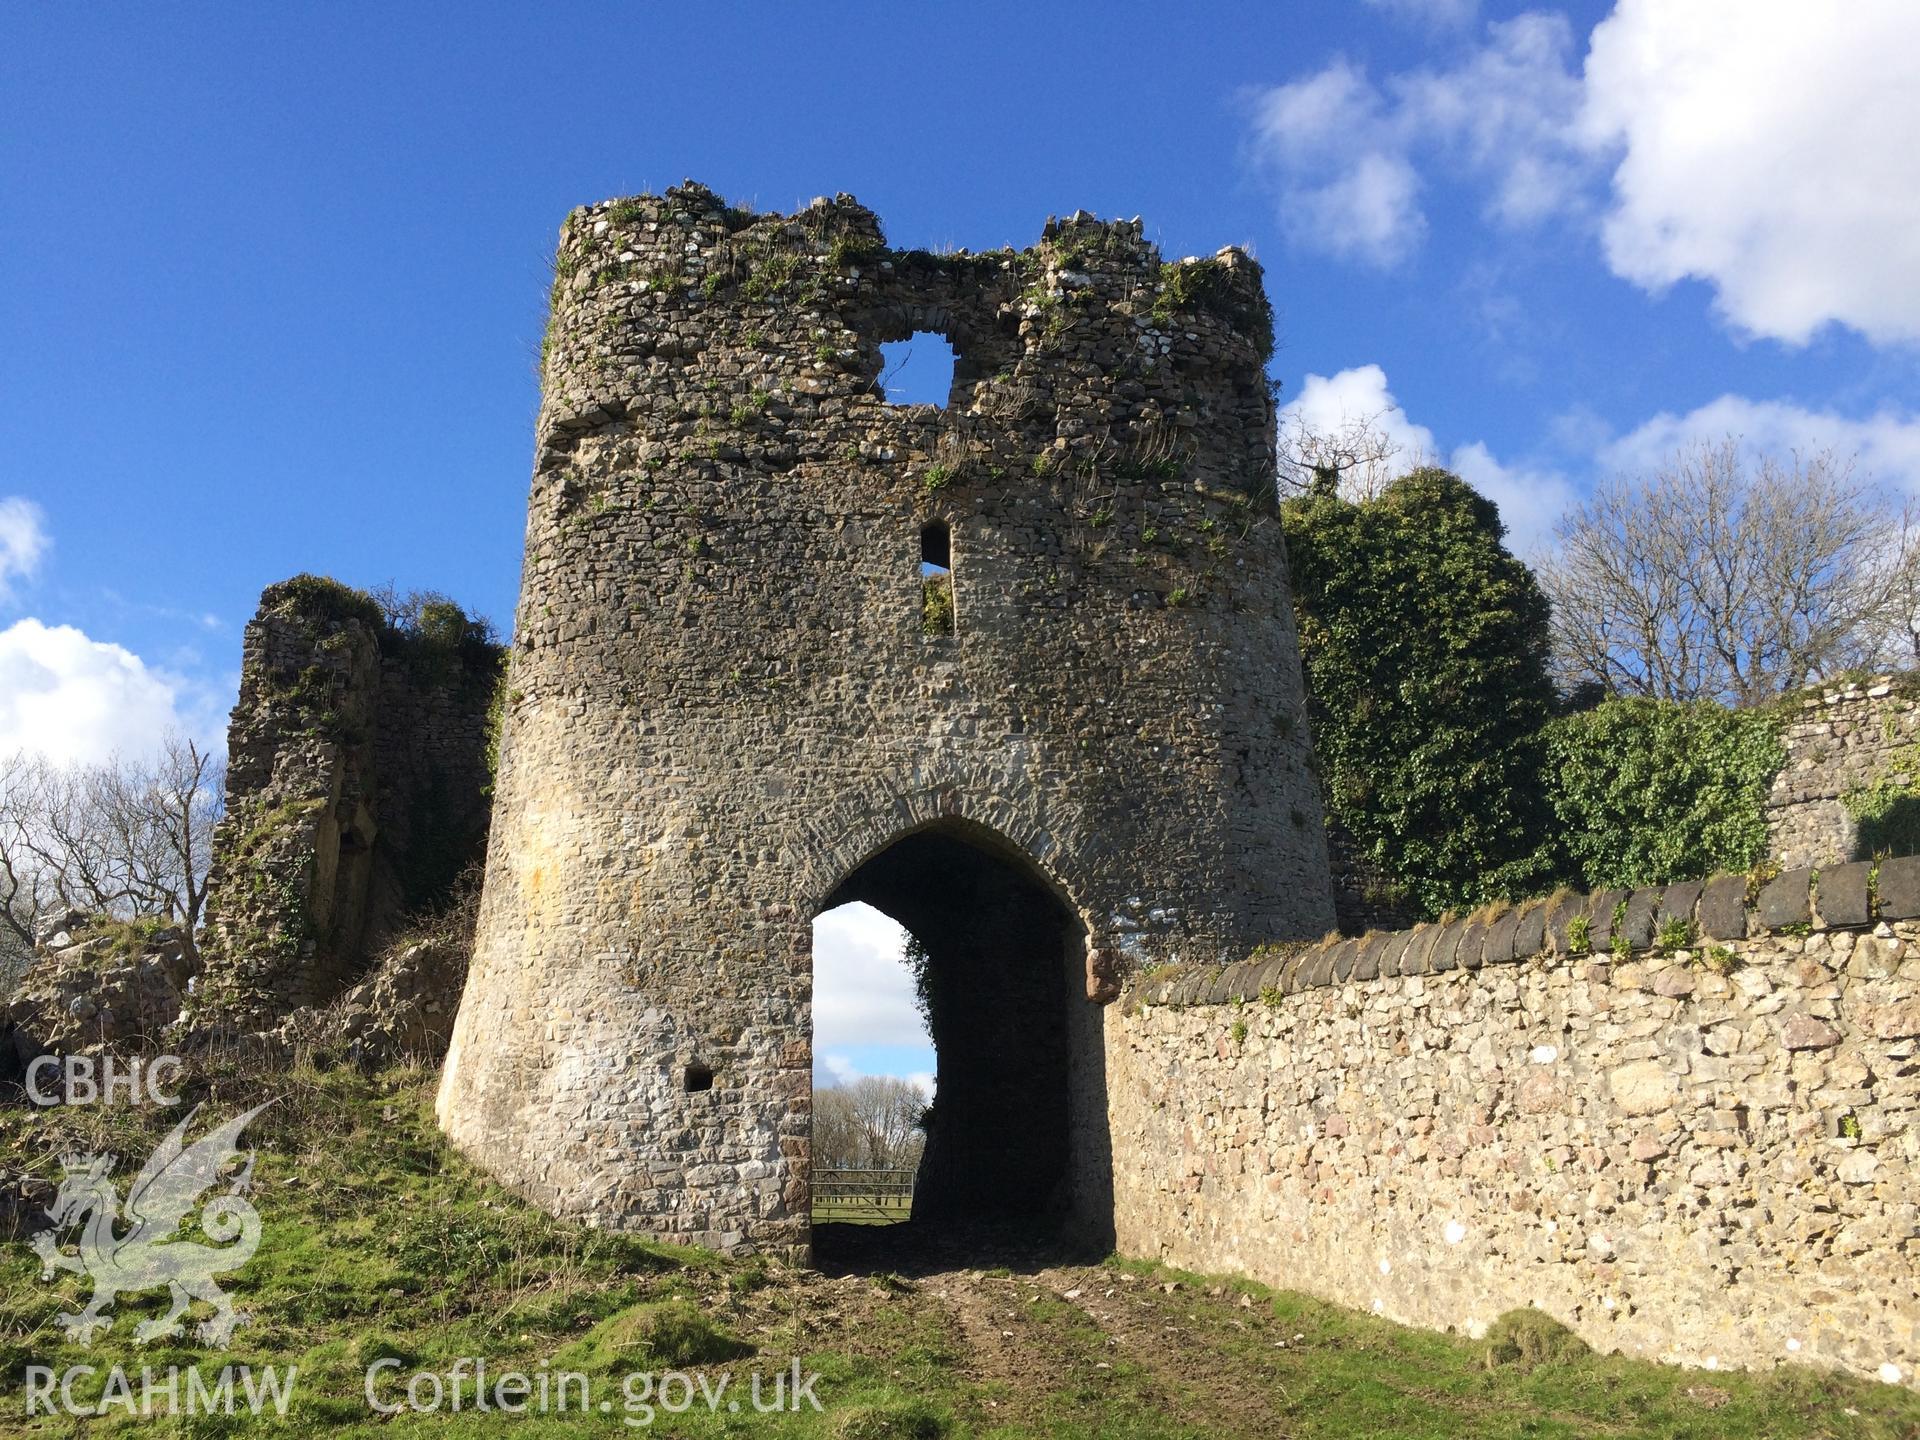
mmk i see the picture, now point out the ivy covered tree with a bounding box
[1283,467,1557,917]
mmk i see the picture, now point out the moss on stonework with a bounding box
[267,664,339,718]
[483,651,515,797]
[230,795,330,863]
[1149,258,1276,363]
[1843,739,1920,859]
[263,573,385,630]
[1047,224,1140,272]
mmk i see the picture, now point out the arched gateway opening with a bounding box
[811,818,1113,1262]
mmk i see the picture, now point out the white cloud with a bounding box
[1599,395,1920,492]
[818,1053,861,1087]
[0,498,49,606]
[811,902,928,1050]
[1297,154,1427,270]
[0,619,222,768]
[1280,363,1572,553]
[1282,363,1439,472]
[1447,441,1578,558]
[1396,14,1590,227]
[1249,61,1424,268]
[1246,18,1589,267]
[1581,1,1920,344]
[1284,369,1920,555]
[1249,2,1920,344]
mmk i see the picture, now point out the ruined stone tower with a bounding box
[435,183,1335,1259]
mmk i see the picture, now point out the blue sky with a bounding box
[4,1,1917,1082]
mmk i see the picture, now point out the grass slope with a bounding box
[0,1059,1914,1437]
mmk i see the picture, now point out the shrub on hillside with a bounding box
[1483,1307,1591,1370]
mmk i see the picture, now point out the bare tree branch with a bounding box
[1541,440,1891,704]
[0,732,224,957]
[1278,407,1428,501]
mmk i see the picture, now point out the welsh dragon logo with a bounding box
[29,1101,272,1347]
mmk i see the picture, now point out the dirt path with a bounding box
[794,1222,1299,1435]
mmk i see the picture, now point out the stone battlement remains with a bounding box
[196,578,498,1028]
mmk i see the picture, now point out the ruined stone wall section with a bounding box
[438,183,1335,1259]
[1768,674,1920,869]
[1324,813,1418,936]
[1109,859,1920,1386]
[198,580,497,1027]
[367,648,497,920]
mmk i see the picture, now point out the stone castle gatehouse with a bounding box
[431,184,1335,1259]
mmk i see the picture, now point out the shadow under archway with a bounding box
[812,819,1114,1272]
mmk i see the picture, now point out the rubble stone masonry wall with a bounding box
[1768,674,1920,869]
[197,580,498,1027]
[1109,858,1920,1385]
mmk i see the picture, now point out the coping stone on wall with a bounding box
[1331,938,1359,982]
[1279,952,1312,994]
[1124,855,1920,1008]
[1658,880,1703,929]
[1484,907,1523,966]
[1620,887,1661,950]
[1588,888,1630,953]
[1249,958,1281,1001]
[1511,900,1547,958]
[1878,855,1920,921]
[1349,934,1383,981]
[1698,874,1749,939]
[1818,861,1873,927]
[1545,890,1584,954]
[1395,924,1431,976]
[1756,868,1814,929]
[1375,928,1415,978]
[1457,917,1488,971]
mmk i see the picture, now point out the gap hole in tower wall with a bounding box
[684,1062,713,1093]
[880,333,958,408]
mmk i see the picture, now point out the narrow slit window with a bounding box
[920,520,951,575]
[880,333,958,407]
[920,521,954,637]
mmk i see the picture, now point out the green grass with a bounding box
[1103,1256,1919,1439]
[810,1201,911,1227]
[0,1061,946,1436]
[1,1064,1915,1437]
